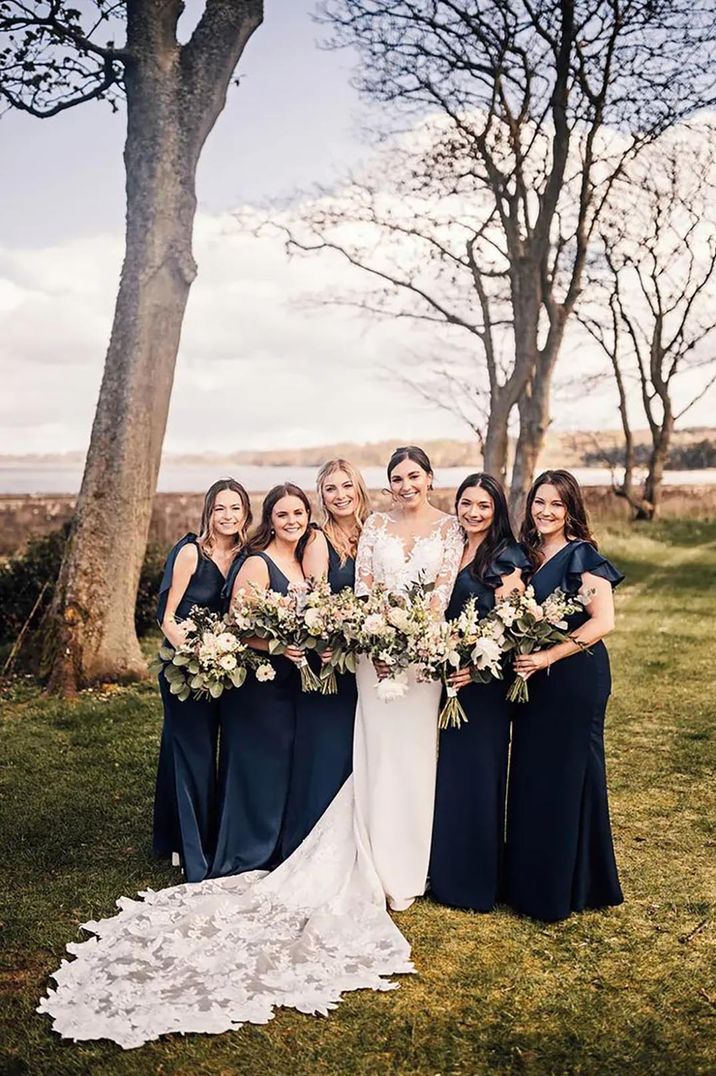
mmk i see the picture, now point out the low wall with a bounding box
[1,486,715,557]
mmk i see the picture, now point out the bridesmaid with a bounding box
[280,459,371,858]
[153,478,251,882]
[211,483,311,877]
[505,469,624,922]
[430,473,528,912]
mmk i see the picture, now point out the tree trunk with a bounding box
[482,393,514,484]
[45,52,202,693]
[509,367,553,523]
[636,413,674,522]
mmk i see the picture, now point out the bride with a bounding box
[38,446,463,1050]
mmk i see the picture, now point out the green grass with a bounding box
[1,520,715,1076]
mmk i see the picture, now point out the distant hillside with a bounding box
[2,428,715,470]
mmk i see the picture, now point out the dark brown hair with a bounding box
[386,445,434,485]
[197,478,251,559]
[520,469,597,570]
[455,473,516,583]
[247,483,312,561]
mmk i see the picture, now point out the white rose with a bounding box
[387,607,411,633]
[303,608,323,631]
[363,613,388,635]
[471,637,503,670]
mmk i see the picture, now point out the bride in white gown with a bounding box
[38,448,463,1049]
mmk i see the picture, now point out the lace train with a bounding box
[37,778,414,1050]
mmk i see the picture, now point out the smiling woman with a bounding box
[210,483,313,878]
[153,478,252,883]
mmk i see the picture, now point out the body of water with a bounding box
[1,463,716,495]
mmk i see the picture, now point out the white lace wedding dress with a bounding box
[38,512,463,1050]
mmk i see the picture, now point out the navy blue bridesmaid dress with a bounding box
[504,540,625,922]
[429,542,529,911]
[153,533,227,882]
[211,552,299,876]
[280,536,358,859]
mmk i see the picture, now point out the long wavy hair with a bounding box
[246,483,312,561]
[520,469,596,571]
[197,478,252,560]
[456,473,516,583]
[316,458,371,565]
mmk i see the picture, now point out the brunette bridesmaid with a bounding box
[280,459,371,858]
[505,469,624,922]
[211,484,311,876]
[429,473,528,911]
[153,479,251,882]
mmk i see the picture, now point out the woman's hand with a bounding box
[284,645,307,666]
[373,659,392,681]
[318,647,334,666]
[448,666,473,690]
[513,650,552,680]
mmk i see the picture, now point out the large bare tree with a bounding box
[279,0,714,511]
[0,1,263,693]
[582,126,716,519]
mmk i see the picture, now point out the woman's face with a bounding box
[321,470,356,520]
[457,484,495,538]
[271,495,308,544]
[211,489,246,538]
[388,457,431,509]
[530,483,567,540]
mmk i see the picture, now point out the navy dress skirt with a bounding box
[153,533,227,883]
[280,538,357,859]
[211,552,299,876]
[504,540,624,922]
[430,542,529,911]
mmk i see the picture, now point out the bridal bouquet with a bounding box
[233,583,323,692]
[412,596,508,729]
[356,582,434,702]
[495,585,592,703]
[301,580,363,694]
[155,607,274,701]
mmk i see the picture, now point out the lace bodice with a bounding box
[354,512,464,615]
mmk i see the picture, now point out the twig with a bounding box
[1,581,49,677]
[678,918,709,944]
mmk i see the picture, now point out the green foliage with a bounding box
[0,527,166,646]
[0,520,714,1074]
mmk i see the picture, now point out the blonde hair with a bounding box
[317,458,371,564]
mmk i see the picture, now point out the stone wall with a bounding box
[1,485,715,557]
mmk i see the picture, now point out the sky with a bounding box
[1,0,714,457]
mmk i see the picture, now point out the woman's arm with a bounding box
[161,544,199,649]
[495,568,525,602]
[302,529,330,582]
[514,572,616,679]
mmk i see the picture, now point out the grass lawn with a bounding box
[1,520,714,1075]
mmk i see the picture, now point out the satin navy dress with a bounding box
[153,533,227,883]
[505,540,624,922]
[280,537,357,859]
[211,552,299,876]
[430,542,529,911]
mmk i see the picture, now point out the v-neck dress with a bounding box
[211,552,299,877]
[153,533,228,883]
[430,541,529,911]
[280,535,358,859]
[504,540,625,922]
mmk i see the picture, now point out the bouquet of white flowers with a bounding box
[155,606,274,702]
[233,583,323,692]
[300,579,364,694]
[355,582,434,702]
[495,585,592,702]
[412,596,508,728]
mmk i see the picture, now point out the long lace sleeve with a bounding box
[430,517,464,617]
[354,513,380,597]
